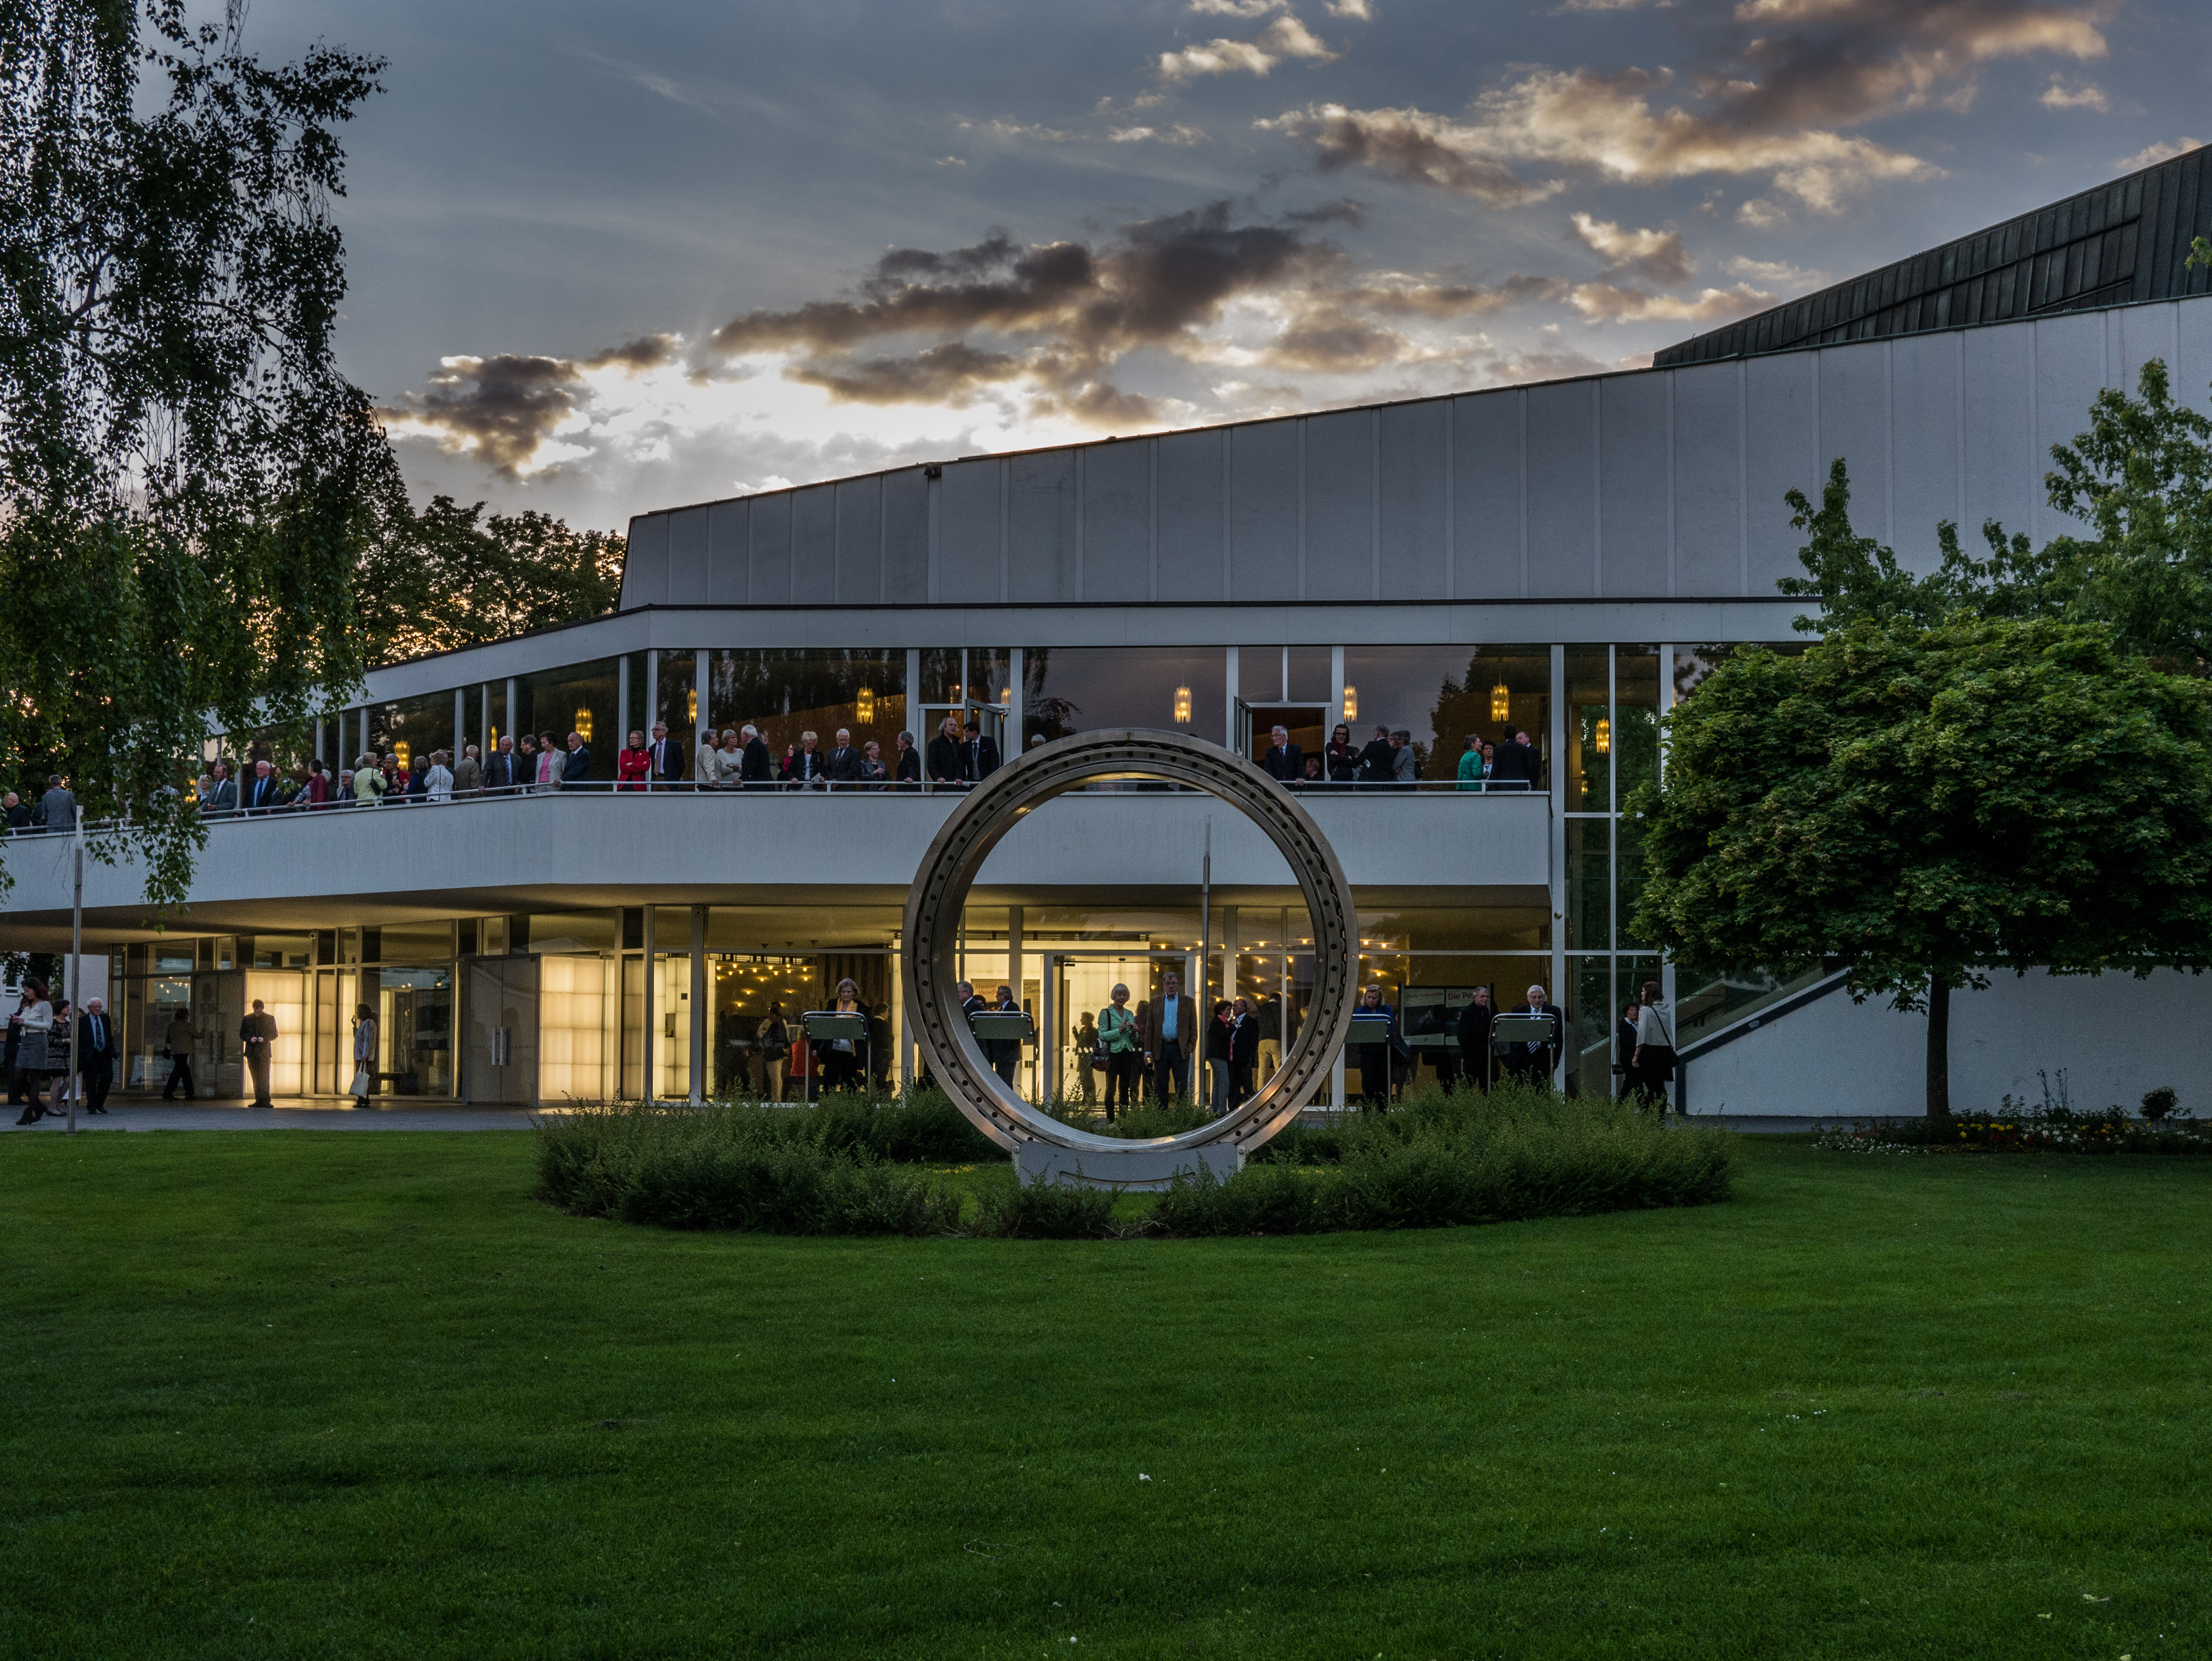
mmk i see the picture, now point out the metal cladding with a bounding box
[900,728,1358,1163]
[1658,143,2212,368]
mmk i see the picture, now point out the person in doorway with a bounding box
[1098,983,1139,1121]
[1503,983,1563,1086]
[350,1002,378,1102]
[617,730,652,791]
[78,996,118,1114]
[755,1002,791,1103]
[1352,983,1397,1109]
[1455,986,1495,1092]
[925,713,966,788]
[241,998,278,1107]
[964,718,1001,785]
[1137,970,1196,1107]
[162,1003,201,1101]
[1260,725,1304,784]
[1631,979,1676,1117]
[894,731,922,791]
[1072,1010,1099,1106]
[821,977,867,1094]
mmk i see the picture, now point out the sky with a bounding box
[233,0,2212,531]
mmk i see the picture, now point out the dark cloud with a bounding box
[1282,197,1367,226]
[787,341,1027,405]
[382,354,583,477]
[582,333,681,372]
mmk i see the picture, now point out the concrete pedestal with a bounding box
[1015,1139,1244,1191]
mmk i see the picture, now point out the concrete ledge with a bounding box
[1015,1139,1243,1191]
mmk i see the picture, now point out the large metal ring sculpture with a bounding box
[902,728,1358,1180]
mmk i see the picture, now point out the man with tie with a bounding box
[964,718,1001,785]
[240,998,279,1107]
[1260,725,1304,784]
[925,713,967,788]
[245,758,283,814]
[1503,983,1564,1086]
[482,734,518,793]
[739,723,774,790]
[647,721,685,790]
[824,727,865,787]
[560,730,592,787]
[77,997,118,1114]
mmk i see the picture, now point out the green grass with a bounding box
[2,1133,2207,1660]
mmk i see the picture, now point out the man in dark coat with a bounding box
[1490,732,1535,792]
[77,997,119,1114]
[740,725,774,789]
[1502,983,1563,1085]
[1455,986,1495,1091]
[1356,726,1395,788]
[824,728,866,785]
[964,719,1001,784]
[646,722,685,788]
[925,713,967,788]
[560,733,592,786]
[1260,726,1304,784]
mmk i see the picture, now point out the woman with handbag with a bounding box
[1097,983,1139,1122]
[11,977,53,1123]
[350,1002,378,1103]
[1630,980,1676,1118]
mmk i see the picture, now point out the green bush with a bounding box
[970,1180,1119,1239]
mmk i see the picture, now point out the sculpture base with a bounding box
[1015,1140,1244,1191]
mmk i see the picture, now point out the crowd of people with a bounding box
[156,703,1552,817]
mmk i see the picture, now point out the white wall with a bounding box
[1687,967,2212,1119]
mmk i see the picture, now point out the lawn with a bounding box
[1,1133,2205,1660]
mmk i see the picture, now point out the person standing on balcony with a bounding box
[645,721,684,790]
[738,724,772,791]
[1456,733,1488,791]
[825,728,863,788]
[716,728,744,786]
[482,735,518,794]
[860,740,887,784]
[926,713,965,788]
[200,760,238,817]
[894,731,922,791]
[453,744,482,797]
[695,725,723,790]
[534,732,560,791]
[350,754,383,805]
[423,751,455,803]
[1356,727,1394,790]
[1260,725,1303,784]
[784,732,827,791]
[964,718,1000,784]
[1138,970,1195,1106]
[241,759,279,814]
[37,774,78,833]
[1489,731,1533,793]
[617,731,651,791]
[241,998,277,1107]
[1324,725,1360,788]
[561,731,591,788]
[1390,730,1419,791]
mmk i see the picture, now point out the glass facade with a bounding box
[705,649,906,758]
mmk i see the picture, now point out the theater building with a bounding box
[9,148,2212,1117]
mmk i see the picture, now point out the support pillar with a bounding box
[1548,642,1568,1092]
[642,905,656,1103]
[689,906,707,1105]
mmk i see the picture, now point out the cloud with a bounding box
[1567,280,1775,323]
[1268,1,2107,211]
[1159,14,1337,79]
[699,203,1573,424]
[1325,0,1375,15]
[582,334,681,373]
[380,355,589,477]
[2116,136,2205,171]
[1724,254,1826,288]
[2038,77,2108,111]
[1108,123,1210,145]
[1569,212,1692,284]
[1189,0,1283,14]
[960,118,1077,143]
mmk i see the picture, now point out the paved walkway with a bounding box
[4,1099,538,1132]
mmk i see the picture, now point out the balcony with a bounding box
[0,783,1551,939]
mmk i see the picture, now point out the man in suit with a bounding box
[1503,983,1564,1086]
[1490,731,1533,792]
[198,761,237,817]
[561,731,592,787]
[1455,986,1495,1092]
[482,735,517,792]
[1229,996,1260,1105]
[77,997,119,1114]
[245,759,283,814]
[740,723,774,790]
[452,744,482,796]
[162,1008,200,1100]
[647,721,685,789]
[925,713,966,788]
[240,998,278,1107]
[1356,726,1395,788]
[1137,970,1196,1106]
[982,984,1022,1086]
[1260,725,1304,784]
[964,719,1000,785]
[824,727,865,787]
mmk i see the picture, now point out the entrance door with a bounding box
[463,955,540,1105]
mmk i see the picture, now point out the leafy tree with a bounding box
[1631,617,2212,1116]
[0,0,384,903]
[352,488,624,663]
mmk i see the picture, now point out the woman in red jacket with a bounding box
[616,729,652,792]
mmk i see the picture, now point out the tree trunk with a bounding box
[1925,979,1951,1119]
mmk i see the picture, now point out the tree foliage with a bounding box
[353,488,624,664]
[0,0,384,903]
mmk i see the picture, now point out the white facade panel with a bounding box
[834,476,882,604]
[2175,296,2212,413]
[1961,323,2038,563]
[1597,373,1669,596]
[2033,311,2113,548]
[1670,364,1740,598]
[1156,430,1222,602]
[1744,351,1818,598]
[706,500,749,605]
[937,459,1001,602]
[882,469,930,604]
[1526,381,1596,599]
[1083,440,1151,603]
[1231,421,1301,602]
[1815,339,1889,544]
[665,505,709,605]
[1451,390,1522,598]
[1008,451,1078,603]
[790,485,837,604]
[1889,333,1962,565]
[1377,401,1446,601]
[1304,409,1373,601]
[748,491,791,604]
[623,513,669,606]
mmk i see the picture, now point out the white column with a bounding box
[504,679,517,753]
[618,657,631,753]
[1329,645,1345,740]
[694,650,709,752]
[1549,641,1568,1091]
[1040,952,1057,1106]
[1224,645,1239,753]
[1007,647,1024,755]
[689,906,707,1105]
[1008,905,1024,1099]
[644,653,659,790]
[453,686,465,762]
[641,906,655,1102]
